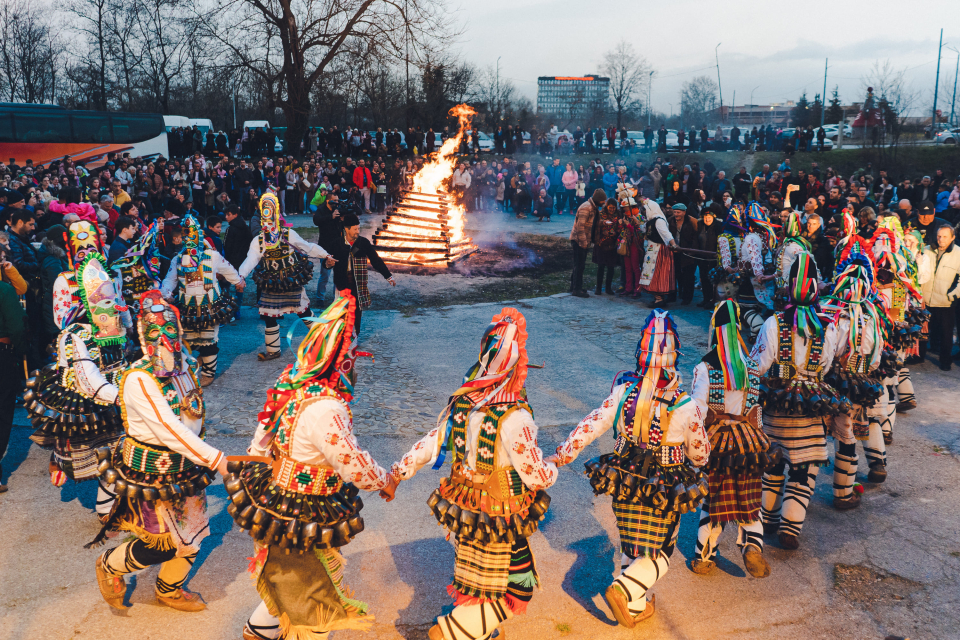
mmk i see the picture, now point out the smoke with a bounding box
[452,212,542,275]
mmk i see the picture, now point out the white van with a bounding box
[242,120,271,131]
[163,115,191,132]
[189,118,214,137]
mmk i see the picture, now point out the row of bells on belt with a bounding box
[877,349,904,379]
[222,470,364,554]
[584,457,708,514]
[890,322,922,350]
[758,381,850,417]
[705,443,783,476]
[827,373,884,407]
[23,368,122,432]
[183,304,235,330]
[95,446,213,502]
[905,307,931,326]
[254,271,310,292]
[426,489,551,544]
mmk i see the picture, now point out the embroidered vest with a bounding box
[704,363,760,414]
[115,261,156,311]
[260,228,300,270]
[176,252,220,310]
[718,234,740,267]
[616,382,688,467]
[769,313,825,381]
[269,383,348,496]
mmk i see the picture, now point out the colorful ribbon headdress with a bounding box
[785,252,824,339]
[432,308,529,469]
[746,201,778,250]
[721,203,747,237]
[625,309,683,441]
[826,264,884,364]
[256,294,359,447]
[708,300,753,391]
[110,219,163,279]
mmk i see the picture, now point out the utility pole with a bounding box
[731,90,736,124]
[647,71,653,127]
[715,43,724,124]
[232,81,238,130]
[404,0,410,129]
[821,58,828,127]
[932,28,943,142]
[496,56,501,123]
[948,47,959,127]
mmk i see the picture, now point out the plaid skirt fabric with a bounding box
[54,430,123,481]
[706,474,762,524]
[612,498,679,559]
[762,410,828,467]
[452,537,513,601]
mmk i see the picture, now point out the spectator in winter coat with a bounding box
[569,189,606,298]
[36,224,68,344]
[534,189,554,222]
[922,225,960,370]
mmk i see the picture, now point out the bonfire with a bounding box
[372,104,478,266]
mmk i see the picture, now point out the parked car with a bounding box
[821,124,853,141]
[934,127,960,144]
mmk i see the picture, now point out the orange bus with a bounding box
[0,103,168,167]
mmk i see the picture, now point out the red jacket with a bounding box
[352,167,373,188]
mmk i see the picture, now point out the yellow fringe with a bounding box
[278,607,374,640]
[117,522,176,552]
[255,572,282,619]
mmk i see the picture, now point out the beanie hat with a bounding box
[592,188,607,206]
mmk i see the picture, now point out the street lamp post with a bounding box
[947,46,959,128]
[715,43,724,123]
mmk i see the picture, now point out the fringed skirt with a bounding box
[705,417,769,524]
[451,536,538,614]
[258,288,310,318]
[762,411,828,467]
[250,543,372,637]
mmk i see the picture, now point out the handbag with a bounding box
[617,229,629,256]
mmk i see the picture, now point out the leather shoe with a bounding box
[742,547,771,578]
[867,464,887,483]
[833,493,861,510]
[157,589,206,612]
[778,532,799,550]
[96,555,126,609]
[690,558,716,575]
[883,432,893,445]
[572,291,589,298]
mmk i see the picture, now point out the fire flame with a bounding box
[372,103,478,266]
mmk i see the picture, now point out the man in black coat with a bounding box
[332,212,395,333]
[223,205,252,320]
[313,192,345,305]
[667,203,699,304]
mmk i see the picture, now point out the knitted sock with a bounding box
[102,539,176,577]
[244,601,281,639]
[833,442,858,498]
[614,553,670,614]
[780,465,818,537]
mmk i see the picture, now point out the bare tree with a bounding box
[860,59,919,162]
[134,0,194,113]
[0,0,63,103]
[601,40,653,129]
[195,0,455,153]
[681,75,718,127]
[66,0,111,109]
[104,0,142,108]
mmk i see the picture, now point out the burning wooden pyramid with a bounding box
[372,103,478,267]
[372,189,477,266]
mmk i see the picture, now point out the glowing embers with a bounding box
[373,190,478,266]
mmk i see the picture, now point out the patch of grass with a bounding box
[556,622,572,635]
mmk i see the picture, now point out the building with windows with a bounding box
[537,75,610,119]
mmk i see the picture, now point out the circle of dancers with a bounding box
[24,193,927,638]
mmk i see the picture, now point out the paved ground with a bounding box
[2,249,959,640]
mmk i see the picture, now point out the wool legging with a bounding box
[96,477,117,516]
[695,494,763,562]
[436,599,514,640]
[613,553,671,615]
[833,441,858,499]
[897,367,915,407]
[761,461,818,538]
[244,601,283,640]
[261,312,315,353]
[101,539,197,595]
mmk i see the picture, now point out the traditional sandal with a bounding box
[95,554,126,609]
[257,351,282,362]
